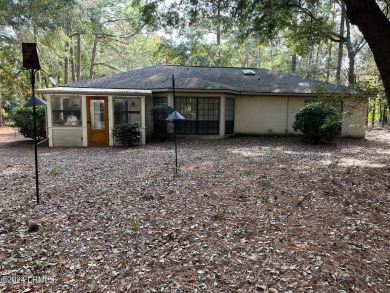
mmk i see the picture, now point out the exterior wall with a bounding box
[235,95,291,135]
[235,95,366,137]
[52,128,84,146]
[47,91,366,146]
[340,98,367,137]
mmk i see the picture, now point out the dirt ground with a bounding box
[0,126,389,292]
[0,126,28,143]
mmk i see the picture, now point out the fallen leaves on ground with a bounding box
[0,128,389,292]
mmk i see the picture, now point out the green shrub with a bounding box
[112,123,141,147]
[12,105,46,140]
[151,105,174,140]
[293,101,342,143]
[1,108,10,125]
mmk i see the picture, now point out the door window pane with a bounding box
[91,100,105,129]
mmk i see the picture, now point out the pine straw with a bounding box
[0,128,389,292]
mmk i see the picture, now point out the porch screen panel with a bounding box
[175,97,220,135]
[225,98,235,134]
[52,96,82,126]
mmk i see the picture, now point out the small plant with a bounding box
[293,101,342,144]
[212,206,229,220]
[130,215,138,232]
[35,259,43,266]
[261,178,271,187]
[233,226,244,236]
[111,123,141,147]
[48,163,60,175]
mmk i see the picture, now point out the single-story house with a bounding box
[37,65,367,147]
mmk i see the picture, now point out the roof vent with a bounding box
[242,69,256,76]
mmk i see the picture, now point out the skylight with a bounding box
[242,69,256,76]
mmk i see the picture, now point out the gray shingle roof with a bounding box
[62,65,348,95]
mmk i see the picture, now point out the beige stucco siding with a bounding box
[235,95,291,135]
[286,97,305,134]
[51,128,83,146]
[235,95,366,137]
[340,98,367,137]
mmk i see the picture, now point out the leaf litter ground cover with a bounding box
[0,127,389,292]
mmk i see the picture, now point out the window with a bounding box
[114,98,141,125]
[225,98,235,134]
[305,99,343,113]
[175,97,220,135]
[153,96,168,107]
[52,96,81,126]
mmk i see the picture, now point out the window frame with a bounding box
[175,96,220,135]
[225,98,235,134]
[113,97,141,126]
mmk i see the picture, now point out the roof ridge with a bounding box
[162,64,258,70]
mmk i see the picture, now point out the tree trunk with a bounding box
[89,34,99,79]
[0,92,3,127]
[314,45,320,78]
[306,45,313,78]
[345,17,356,85]
[70,43,76,83]
[291,53,297,74]
[343,0,390,105]
[216,0,221,46]
[336,3,345,84]
[64,40,70,84]
[77,33,81,81]
[326,42,332,82]
[385,104,389,127]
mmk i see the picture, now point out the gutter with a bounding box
[37,87,152,96]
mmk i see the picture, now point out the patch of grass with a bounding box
[131,215,138,232]
[212,207,229,220]
[35,259,43,266]
[48,162,60,175]
[261,179,271,187]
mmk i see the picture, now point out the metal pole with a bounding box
[172,75,178,173]
[31,69,40,204]
[175,122,178,173]
[33,105,39,204]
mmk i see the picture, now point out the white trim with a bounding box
[81,96,88,146]
[220,94,226,138]
[140,96,146,144]
[167,93,174,108]
[47,96,53,146]
[37,87,152,96]
[108,96,114,146]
